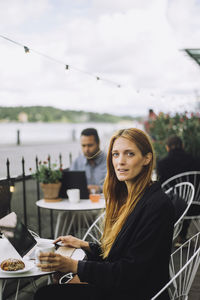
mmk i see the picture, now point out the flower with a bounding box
[33,161,62,184]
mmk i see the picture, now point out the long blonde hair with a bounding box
[101,128,155,258]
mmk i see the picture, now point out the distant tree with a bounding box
[0,106,135,124]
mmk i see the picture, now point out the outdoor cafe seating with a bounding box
[165,182,195,240]
[1,167,200,299]
[162,171,200,232]
[152,232,200,299]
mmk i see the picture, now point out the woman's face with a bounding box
[112,137,150,186]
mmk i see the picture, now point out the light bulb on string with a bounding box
[24,46,29,53]
[0,34,123,89]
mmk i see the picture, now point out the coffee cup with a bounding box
[67,188,80,203]
[35,242,55,264]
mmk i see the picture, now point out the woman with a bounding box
[35,128,175,300]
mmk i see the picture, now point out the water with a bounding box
[0,121,143,178]
[0,121,142,145]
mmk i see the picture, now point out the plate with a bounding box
[0,260,34,274]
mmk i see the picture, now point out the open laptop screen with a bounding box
[59,170,89,199]
[0,212,37,257]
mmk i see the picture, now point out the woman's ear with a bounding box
[143,152,152,166]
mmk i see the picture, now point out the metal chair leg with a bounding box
[15,280,20,300]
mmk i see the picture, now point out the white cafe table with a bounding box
[36,198,105,239]
[0,237,85,300]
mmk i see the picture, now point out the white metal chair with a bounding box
[162,171,200,232]
[165,182,195,240]
[151,231,200,299]
[82,211,105,243]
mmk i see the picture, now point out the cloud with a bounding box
[0,0,200,116]
[0,0,50,30]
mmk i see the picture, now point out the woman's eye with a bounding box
[127,152,134,156]
[112,153,118,157]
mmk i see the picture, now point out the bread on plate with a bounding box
[1,258,25,271]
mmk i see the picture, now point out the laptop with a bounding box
[59,170,89,199]
[0,212,77,259]
[0,212,37,258]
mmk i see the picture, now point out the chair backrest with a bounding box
[0,179,12,219]
[162,171,200,207]
[151,232,200,299]
[165,182,195,240]
[83,211,105,243]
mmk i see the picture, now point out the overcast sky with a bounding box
[0,0,200,116]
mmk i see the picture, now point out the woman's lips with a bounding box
[117,169,128,173]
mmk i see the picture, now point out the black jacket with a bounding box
[157,149,198,184]
[78,182,175,300]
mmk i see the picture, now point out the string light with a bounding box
[0,35,197,107]
[24,46,29,53]
[0,34,121,88]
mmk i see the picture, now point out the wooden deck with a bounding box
[190,265,200,300]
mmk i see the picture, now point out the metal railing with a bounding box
[0,152,72,237]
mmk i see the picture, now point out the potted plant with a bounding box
[32,160,62,202]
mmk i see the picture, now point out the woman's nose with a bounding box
[118,155,125,164]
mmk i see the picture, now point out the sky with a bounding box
[0,0,200,116]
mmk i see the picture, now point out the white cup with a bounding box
[67,188,80,203]
[35,242,55,264]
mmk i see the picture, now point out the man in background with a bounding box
[144,109,157,131]
[157,135,196,184]
[157,135,198,246]
[70,128,107,193]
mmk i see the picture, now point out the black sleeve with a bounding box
[77,198,174,289]
[84,242,103,261]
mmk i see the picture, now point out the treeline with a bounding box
[0,106,136,123]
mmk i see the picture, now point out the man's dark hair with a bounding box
[81,128,100,144]
[166,135,183,150]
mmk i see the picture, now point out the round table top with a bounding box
[36,198,105,211]
[0,238,85,279]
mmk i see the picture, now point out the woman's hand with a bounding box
[37,252,78,274]
[54,235,82,248]
[54,235,90,251]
